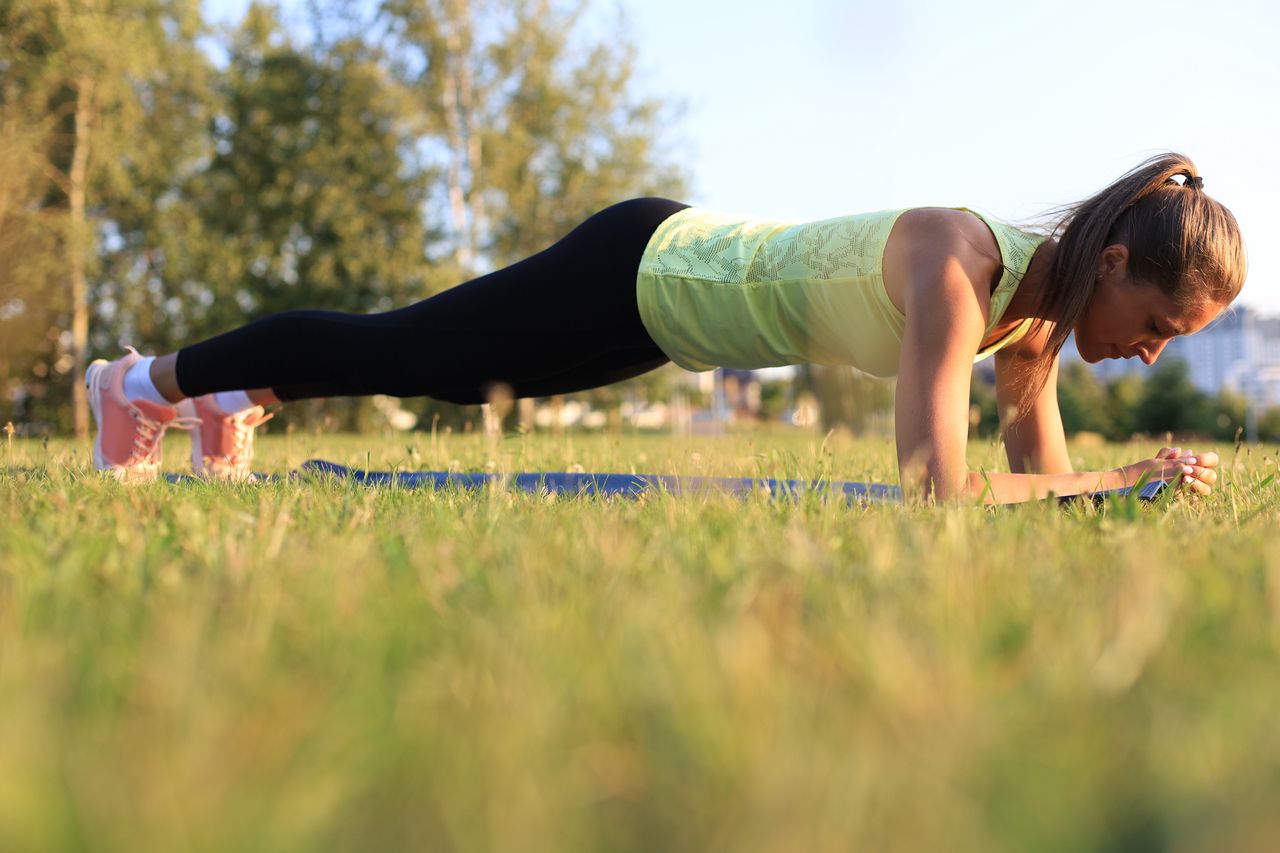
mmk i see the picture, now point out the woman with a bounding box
[86,152,1245,502]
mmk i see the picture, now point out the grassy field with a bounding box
[3,427,1280,852]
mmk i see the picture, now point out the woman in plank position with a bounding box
[86,152,1245,502]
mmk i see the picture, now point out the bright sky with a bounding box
[204,0,1280,311]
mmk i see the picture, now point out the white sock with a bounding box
[214,390,256,415]
[122,357,173,407]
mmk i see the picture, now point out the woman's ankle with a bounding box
[150,353,187,405]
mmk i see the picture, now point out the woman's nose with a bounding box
[1140,339,1169,365]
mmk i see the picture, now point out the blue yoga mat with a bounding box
[3,464,1172,503]
[276,460,1170,505]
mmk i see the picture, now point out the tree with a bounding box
[1134,360,1211,438]
[379,0,688,272]
[1105,373,1144,441]
[1257,406,1280,443]
[3,0,692,433]
[90,3,214,356]
[802,365,895,435]
[0,93,61,426]
[1208,388,1246,441]
[1057,361,1112,436]
[180,3,439,335]
[0,0,209,436]
[478,0,687,264]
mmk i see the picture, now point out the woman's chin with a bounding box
[1075,338,1103,364]
[1074,336,1120,364]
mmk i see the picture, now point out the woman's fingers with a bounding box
[1156,447,1181,460]
[1179,474,1213,497]
[1181,464,1217,485]
[1170,462,1217,497]
[1192,450,1220,469]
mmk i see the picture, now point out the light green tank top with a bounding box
[635,207,1047,378]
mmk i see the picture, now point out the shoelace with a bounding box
[206,409,274,475]
[129,407,201,465]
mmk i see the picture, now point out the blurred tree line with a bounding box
[0,0,686,435]
[970,359,1280,443]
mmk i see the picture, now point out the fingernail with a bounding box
[1183,465,1195,475]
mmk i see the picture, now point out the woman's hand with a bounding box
[1117,446,1220,497]
[1160,446,1219,497]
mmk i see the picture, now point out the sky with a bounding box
[203,0,1280,312]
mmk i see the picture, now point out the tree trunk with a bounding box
[442,55,471,270]
[68,76,94,439]
[455,0,484,256]
[441,2,473,270]
[441,0,485,270]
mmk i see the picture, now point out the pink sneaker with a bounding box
[85,347,199,482]
[177,394,273,480]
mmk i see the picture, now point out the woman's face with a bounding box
[1073,244,1223,365]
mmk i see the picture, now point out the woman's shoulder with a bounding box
[885,208,1005,290]
[894,207,1006,253]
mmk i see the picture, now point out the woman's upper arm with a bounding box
[886,210,1000,499]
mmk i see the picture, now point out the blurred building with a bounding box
[720,368,762,419]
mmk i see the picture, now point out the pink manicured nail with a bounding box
[1183,465,1195,475]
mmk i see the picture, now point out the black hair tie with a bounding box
[1186,175,1205,190]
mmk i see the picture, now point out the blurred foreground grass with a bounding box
[3,429,1280,852]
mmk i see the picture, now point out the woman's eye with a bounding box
[1149,322,1162,336]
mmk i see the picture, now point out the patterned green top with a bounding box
[635,207,1047,377]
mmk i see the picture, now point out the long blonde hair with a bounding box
[1019,152,1247,415]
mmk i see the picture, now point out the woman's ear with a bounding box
[1097,244,1130,281]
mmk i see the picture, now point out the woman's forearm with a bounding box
[964,468,1130,505]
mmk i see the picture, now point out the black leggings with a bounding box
[175,198,689,405]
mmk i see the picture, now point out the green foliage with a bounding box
[0,120,62,426]
[1103,373,1143,438]
[379,0,689,268]
[188,3,439,327]
[3,0,690,432]
[801,365,896,434]
[1133,360,1206,436]
[1,0,212,431]
[4,431,1280,850]
[966,359,1272,444]
[1056,362,1109,435]
[1258,407,1280,442]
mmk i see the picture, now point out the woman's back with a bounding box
[635,206,1046,376]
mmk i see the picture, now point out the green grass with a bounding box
[4,428,1280,852]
